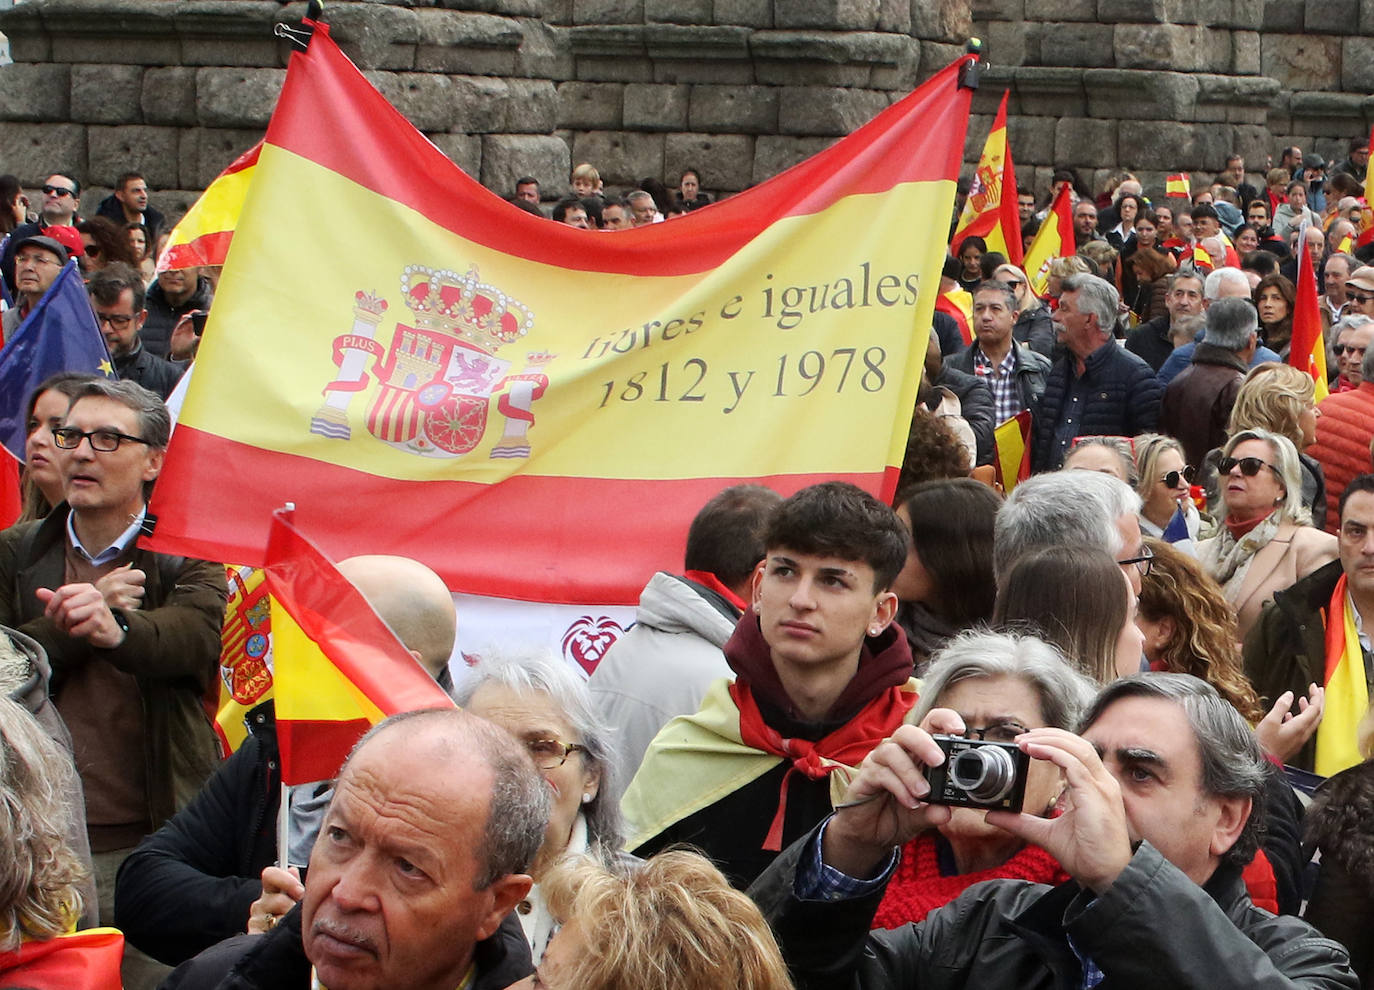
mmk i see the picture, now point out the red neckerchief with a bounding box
[729,679,916,850]
[681,569,747,612]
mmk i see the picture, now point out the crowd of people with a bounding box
[1,139,1373,990]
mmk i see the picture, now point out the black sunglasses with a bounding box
[1336,342,1369,354]
[41,184,75,197]
[1162,466,1196,488]
[1347,293,1374,306]
[1218,456,1277,478]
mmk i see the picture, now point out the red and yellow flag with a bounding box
[157,140,261,273]
[937,288,974,346]
[1317,575,1370,775]
[1023,184,1074,298]
[1290,239,1330,402]
[213,565,274,754]
[1166,172,1190,198]
[0,928,124,990]
[951,91,1022,266]
[993,411,1031,494]
[146,24,975,606]
[265,508,454,785]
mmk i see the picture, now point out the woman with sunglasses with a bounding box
[1199,363,1326,529]
[993,262,1055,358]
[75,217,137,276]
[1133,434,1200,547]
[1197,428,1337,642]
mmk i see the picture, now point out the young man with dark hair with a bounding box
[95,172,165,244]
[621,482,916,888]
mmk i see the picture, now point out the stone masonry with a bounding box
[0,0,1371,211]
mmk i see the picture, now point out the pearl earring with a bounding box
[582,793,593,804]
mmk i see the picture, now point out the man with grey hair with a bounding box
[1032,273,1161,471]
[1309,348,1374,531]
[1322,252,1357,332]
[1331,313,1374,390]
[993,469,1146,593]
[1127,270,1205,372]
[626,190,658,226]
[160,708,549,989]
[1160,296,1257,467]
[0,378,226,989]
[1157,267,1280,384]
[751,672,1357,988]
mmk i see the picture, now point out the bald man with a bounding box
[114,556,459,968]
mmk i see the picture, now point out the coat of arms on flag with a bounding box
[311,265,550,459]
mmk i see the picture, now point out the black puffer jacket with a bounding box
[1031,340,1163,471]
[752,829,1357,990]
[116,702,280,966]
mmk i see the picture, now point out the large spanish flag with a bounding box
[157,141,261,273]
[1023,184,1074,298]
[951,91,1022,266]
[1290,242,1330,402]
[146,23,975,606]
[265,508,454,785]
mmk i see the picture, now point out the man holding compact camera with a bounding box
[751,673,1356,989]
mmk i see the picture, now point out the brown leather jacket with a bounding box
[1160,343,1247,468]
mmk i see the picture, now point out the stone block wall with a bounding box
[971,0,1374,200]
[0,0,970,211]
[1,0,1372,211]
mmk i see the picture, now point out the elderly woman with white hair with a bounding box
[1197,428,1338,641]
[455,649,625,963]
[869,630,1096,929]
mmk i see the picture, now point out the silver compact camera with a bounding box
[925,735,1029,812]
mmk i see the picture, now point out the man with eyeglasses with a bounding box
[1245,474,1374,775]
[1160,297,1257,469]
[1309,339,1374,535]
[115,555,459,970]
[0,378,226,986]
[88,263,183,400]
[1,173,81,295]
[1,233,69,342]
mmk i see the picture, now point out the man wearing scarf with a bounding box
[621,482,916,889]
[1244,474,1374,775]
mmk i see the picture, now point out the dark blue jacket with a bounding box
[1031,340,1163,471]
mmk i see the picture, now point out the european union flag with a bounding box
[1161,504,1191,544]
[0,261,113,460]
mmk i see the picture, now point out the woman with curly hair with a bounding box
[75,216,138,275]
[0,695,119,988]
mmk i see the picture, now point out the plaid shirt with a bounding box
[972,345,1024,423]
[795,817,898,901]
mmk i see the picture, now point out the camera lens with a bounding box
[948,746,1015,803]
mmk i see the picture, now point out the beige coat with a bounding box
[1198,521,1339,642]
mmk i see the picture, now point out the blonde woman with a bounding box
[1199,362,1325,528]
[518,851,795,990]
[1133,433,1201,547]
[1197,429,1337,641]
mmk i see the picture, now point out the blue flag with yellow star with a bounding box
[0,260,114,460]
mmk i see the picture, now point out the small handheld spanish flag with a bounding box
[1166,173,1191,198]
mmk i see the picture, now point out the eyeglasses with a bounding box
[14,252,59,267]
[1218,455,1279,478]
[1118,543,1155,577]
[41,185,75,198]
[1347,293,1374,305]
[1335,343,1369,354]
[960,720,1030,744]
[1162,466,1195,488]
[52,427,152,452]
[524,738,587,771]
[95,312,134,328]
